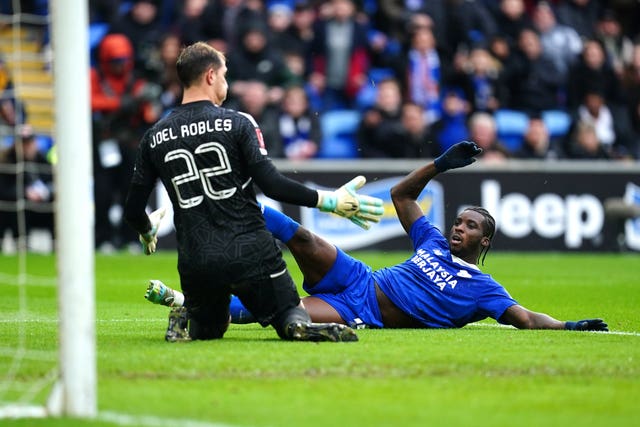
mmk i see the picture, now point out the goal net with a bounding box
[0,0,96,419]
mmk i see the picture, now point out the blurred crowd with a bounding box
[79,0,640,163]
[2,0,640,251]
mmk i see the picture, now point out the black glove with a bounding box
[565,318,608,332]
[434,141,483,172]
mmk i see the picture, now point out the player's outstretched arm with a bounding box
[391,141,483,233]
[499,305,609,331]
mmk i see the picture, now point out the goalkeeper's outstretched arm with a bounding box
[251,161,383,229]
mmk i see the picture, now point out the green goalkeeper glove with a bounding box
[316,176,384,229]
[139,207,166,255]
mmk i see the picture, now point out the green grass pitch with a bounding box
[1,251,639,427]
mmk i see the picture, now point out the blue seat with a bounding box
[89,22,109,51]
[494,109,529,152]
[318,110,361,159]
[542,110,571,138]
[1,134,54,154]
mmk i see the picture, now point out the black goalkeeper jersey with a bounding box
[130,100,312,282]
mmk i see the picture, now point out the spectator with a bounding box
[374,1,449,56]
[356,77,403,158]
[226,80,282,157]
[155,33,183,115]
[109,0,164,80]
[595,9,634,78]
[175,0,222,47]
[566,89,636,160]
[0,124,54,246]
[502,27,564,114]
[446,0,498,55]
[513,115,563,159]
[431,88,471,152]
[281,50,323,111]
[89,0,122,25]
[288,1,317,58]
[556,0,602,39]
[403,25,444,125]
[452,44,506,114]
[266,3,298,56]
[397,102,439,158]
[203,0,265,51]
[309,0,370,111]
[564,121,611,160]
[492,0,533,50]
[487,34,511,69]
[90,33,162,252]
[0,57,26,129]
[567,39,624,110]
[532,1,583,83]
[276,85,322,160]
[621,41,640,157]
[467,111,511,162]
[226,20,297,106]
[376,12,437,84]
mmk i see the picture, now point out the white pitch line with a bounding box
[98,411,246,427]
[471,322,640,336]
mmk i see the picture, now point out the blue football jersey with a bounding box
[374,216,517,328]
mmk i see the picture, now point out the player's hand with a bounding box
[316,176,384,229]
[139,207,166,255]
[565,318,609,332]
[434,141,483,172]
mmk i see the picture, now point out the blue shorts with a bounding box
[302,248,383,328]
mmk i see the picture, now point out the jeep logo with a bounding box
[481,180,604,248]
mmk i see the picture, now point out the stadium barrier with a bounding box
[151,160,640,253]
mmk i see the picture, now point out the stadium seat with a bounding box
[89,22,109,65]
[318,109,361,159]
[494,109,529,152]
[89,22,109,51]
[542,110,571,138]
[1,134,54,153]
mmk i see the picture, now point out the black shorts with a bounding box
[181,269,301,330]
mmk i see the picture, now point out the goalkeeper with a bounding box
[146,141,608,333]
[124,42,384,343]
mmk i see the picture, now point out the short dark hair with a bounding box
[464,206,495,265]
[176,42,225,88]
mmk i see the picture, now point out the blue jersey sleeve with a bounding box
[475,283,518,323]
[409,216,448,251]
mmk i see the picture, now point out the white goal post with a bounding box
[0,0,96,419]
[50,0,96,418]
[0,0,98,419]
